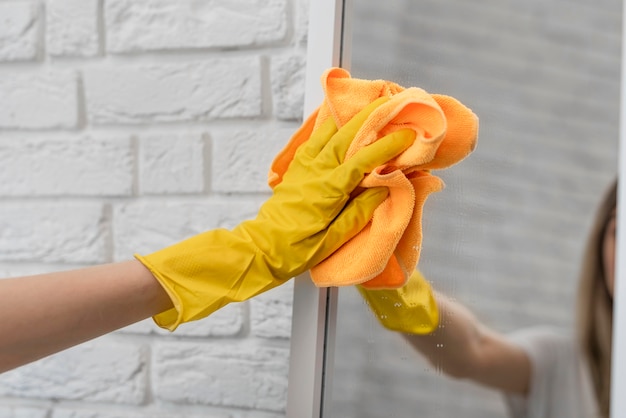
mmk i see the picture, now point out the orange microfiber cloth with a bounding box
[268,68,478,289]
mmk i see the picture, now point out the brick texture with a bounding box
[83,59,262,125]
[0,0,305,416]
[0,1,41,62]
[104,0,288,52]
[46,0,99,57]
[0,71,78,129]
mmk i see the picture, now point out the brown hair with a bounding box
[577,178,617,417]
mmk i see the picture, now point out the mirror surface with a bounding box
[328,0,621,416]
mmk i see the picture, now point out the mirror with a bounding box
[326,0,621,416]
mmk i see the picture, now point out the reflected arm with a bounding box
[0,260,173,373]
[403,291,531,395]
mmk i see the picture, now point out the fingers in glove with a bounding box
[297,117,338,159]
[309,187,389,267]
[333,128,416,191]
[319,96,390,165]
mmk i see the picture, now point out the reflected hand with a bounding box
[358,269,439,334]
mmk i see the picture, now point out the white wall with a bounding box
[0,0,309,417]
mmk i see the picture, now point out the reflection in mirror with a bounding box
[328,0,621,417]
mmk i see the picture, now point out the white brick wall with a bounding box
[104,0,288,52]
[83,59,263,124]
[0,0,308,416]
[0,71,78,129]
[0,2,41,61]
[47,0,99,57]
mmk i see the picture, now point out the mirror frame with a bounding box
[285,0,348,416]
[288,1,626,416]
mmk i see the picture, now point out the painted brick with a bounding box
[0,71,78,129]
[46,0,99,57]
[52,409,285,418]
[250,281,293,339]
[153,341,289,411]
[0,202,107,263]
[0,0,306,417]
[0,406,49,418]
[271,54,306,121]
[105,0,288,53]
[112,200,263,261]
[210,126,295,193]
[0,341,148,404]
[83,59,262,125]
[0,136,133,196]
[0,1,41,61]
[138,133,205,195]
[295,0,310,47]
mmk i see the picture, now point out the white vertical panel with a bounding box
[285,0,345,416]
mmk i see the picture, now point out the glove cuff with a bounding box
[134,253,184,330]
[135,228,275,331]
[358,270,439,335]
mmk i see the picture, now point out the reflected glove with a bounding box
[136,97,416,331]
[358,269,439,334]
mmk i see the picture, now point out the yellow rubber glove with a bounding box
[136,97,416,331]
[358,269,439,334]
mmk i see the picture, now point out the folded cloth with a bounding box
[268,68,478,289]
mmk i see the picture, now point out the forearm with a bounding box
[0,260,173,372]
[403,291,485,378]
[402,291,530,393]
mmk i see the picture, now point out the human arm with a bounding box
[403,290,531,394]
[359,270,532,395]
[0,260,172,373]
[0,98,414,371]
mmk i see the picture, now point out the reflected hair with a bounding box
[577,177,617,417]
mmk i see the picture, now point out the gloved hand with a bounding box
[358,269,439,334]
[136,97,416,330]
